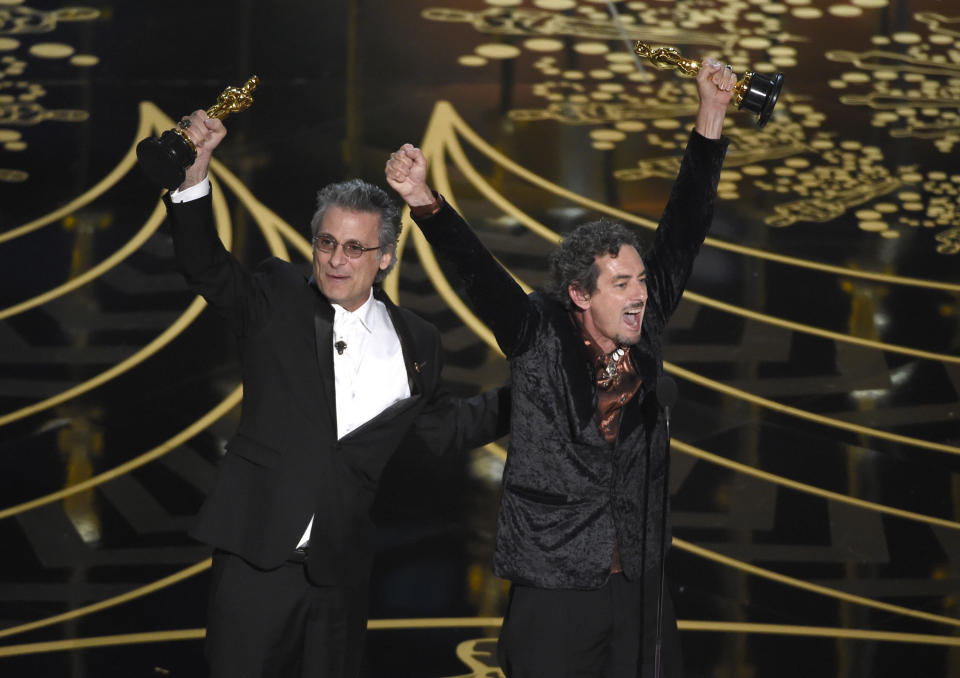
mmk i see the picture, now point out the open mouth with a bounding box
[623,308,643,331]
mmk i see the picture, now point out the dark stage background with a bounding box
[0,1,958,676]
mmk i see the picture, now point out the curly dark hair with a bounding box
[310,179,401,283]
[545,219,643,311]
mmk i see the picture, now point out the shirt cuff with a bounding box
[169,178,211,203]
[409,191,444,218]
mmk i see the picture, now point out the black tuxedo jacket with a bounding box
[164,194,507,585]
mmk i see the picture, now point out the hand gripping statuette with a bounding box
[136,76,260,189]
[634,42,783,128]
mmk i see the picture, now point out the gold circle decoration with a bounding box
[29,43,76,59]
[828,4,863,17]
[792,7,823,18]
[858,220,888,232]
[534,0,577,8]
[0,130,21,143]
[524,38,564,52]
[652,119,681,130]
[459,56,488,67]
[475,44,522,59]
[0,38,19,51]
[590,129,626,142]
[739,37,772,50]
[769,46,797,57]
[892,32,922,44]
[574,42,610,56]
[71,54,100,67]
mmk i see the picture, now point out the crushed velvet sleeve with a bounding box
[413,202,536,358]
[644,129,729,328]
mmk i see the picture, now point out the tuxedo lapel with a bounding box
[310,278,338,428]
[553,308,601,441]
[376,287,426,396]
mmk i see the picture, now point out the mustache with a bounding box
[623,302,646,313]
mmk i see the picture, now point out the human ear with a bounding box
[568,283,591,310]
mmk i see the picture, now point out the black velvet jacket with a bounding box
[414,130,728,589]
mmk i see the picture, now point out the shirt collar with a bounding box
[332,289,376,334]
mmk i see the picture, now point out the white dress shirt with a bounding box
[170,179,411,550]
[296,291,410,547]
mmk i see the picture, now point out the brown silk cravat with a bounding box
[573,315,642,573]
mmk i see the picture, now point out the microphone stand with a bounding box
[653,376,677,678]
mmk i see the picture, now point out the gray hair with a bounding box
[309,179,401,283]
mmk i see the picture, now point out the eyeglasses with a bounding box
[312,234,381,258]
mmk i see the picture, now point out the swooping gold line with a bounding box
[682,289,960,365]
[483,439,960,532]
[667,362,960,456]
[0,386,242,521]
[2,621,959,658]
[435,101,960,294]
[0,178,233,428]
[0,102,158,245]
[0,560,211,641]
[672,538,960,628]
[675,622,960,646]
[0,200,168,320]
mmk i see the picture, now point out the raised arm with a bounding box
[163,110,271,337]
[643,60,734,326]
[386,144,536,358]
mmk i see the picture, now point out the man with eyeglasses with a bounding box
[162,109,509,678]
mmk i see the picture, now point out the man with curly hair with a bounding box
[387,60,735,677]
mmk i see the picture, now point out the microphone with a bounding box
[656,376,678,420]
[653,374,678,678]
[335,341,347,355]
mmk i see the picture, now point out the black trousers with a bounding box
[496,573,683,678]
[204,550,369,678]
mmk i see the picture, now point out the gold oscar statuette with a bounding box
[136,75,260,189]
[634,42,783,127]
